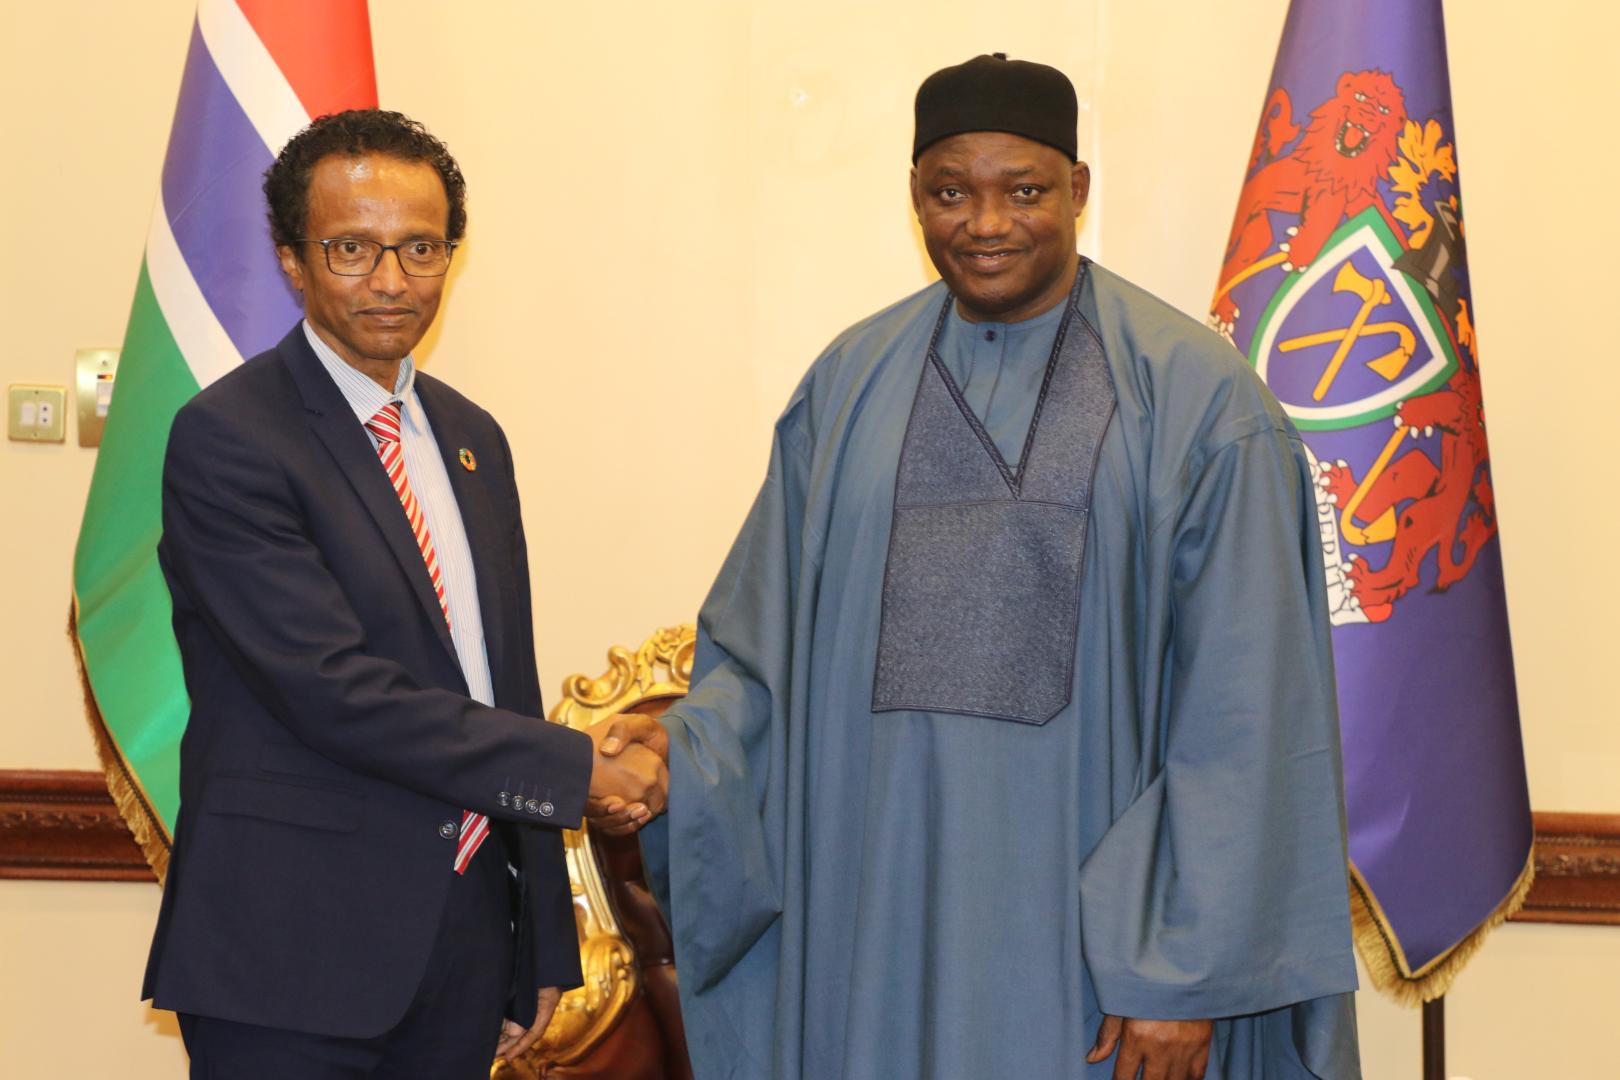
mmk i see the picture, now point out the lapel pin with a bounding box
[458,448,477,472]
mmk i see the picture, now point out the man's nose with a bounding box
[367,247,409,293]
[964,196,1009,238]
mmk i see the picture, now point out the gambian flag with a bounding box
[71,0,376,880]
[1210,0,1532,1003]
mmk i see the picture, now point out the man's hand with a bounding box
[1087,1014,1213,1080]
[593,711,670,761]
[586,715,667,835]
[496,985,560,1063]
[584,712,670,836]
[588,741,666,813]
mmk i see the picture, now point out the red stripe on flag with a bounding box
[234,0,378,120]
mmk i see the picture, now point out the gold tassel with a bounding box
[1349,849,1535,1006]
[68,601,170,884]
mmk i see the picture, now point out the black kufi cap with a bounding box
[913,53,1078,163]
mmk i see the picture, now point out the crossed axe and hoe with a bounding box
[1216,254,1422,546]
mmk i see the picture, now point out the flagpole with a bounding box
[1422,997,1444,1080]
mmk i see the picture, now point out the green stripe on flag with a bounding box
[73,258,203,837]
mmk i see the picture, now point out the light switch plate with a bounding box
[8,384,68,442]
[75,348,119,447]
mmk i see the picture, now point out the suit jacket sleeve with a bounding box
[159,398,593,830]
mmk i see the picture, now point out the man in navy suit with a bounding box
[142,110,665,1079]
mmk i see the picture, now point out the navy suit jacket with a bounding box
[142,325,593,1038]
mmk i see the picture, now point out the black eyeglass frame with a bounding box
[294,237,460,278]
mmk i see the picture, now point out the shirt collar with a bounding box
[946,289,1069,339]
[302,320,420,428]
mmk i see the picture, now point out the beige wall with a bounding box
[2,0,1615,1075]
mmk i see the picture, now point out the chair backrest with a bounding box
[497,625,694,1079]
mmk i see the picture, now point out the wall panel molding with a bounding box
[1512,811,1620,926]
[0,769,155,881]
[3,770,1617,925]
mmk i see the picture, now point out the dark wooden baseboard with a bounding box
[3,770,1617,924]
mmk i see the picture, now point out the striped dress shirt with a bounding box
[302,322,495,709]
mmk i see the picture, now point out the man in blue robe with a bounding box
[593,54,1362,1079]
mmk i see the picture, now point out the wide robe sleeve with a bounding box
[639,392,813,995]
[1076,416,1360,1024]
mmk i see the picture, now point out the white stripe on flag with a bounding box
[146,191,243,389]
[197,0,311,154]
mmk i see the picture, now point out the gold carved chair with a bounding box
[494,625,696,1080]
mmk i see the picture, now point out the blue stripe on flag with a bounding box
[161,19,302,360]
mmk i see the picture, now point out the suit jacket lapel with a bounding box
[276,328,460,666]
[415,376,511,696]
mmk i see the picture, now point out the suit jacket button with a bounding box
[525,798,540,814]
[498,791,511,807]
[438,820,459,839]
[539,801,555,818]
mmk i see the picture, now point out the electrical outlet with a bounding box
[8,384,68,442]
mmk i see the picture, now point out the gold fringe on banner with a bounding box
[67,602,171,884]
[1349,850,1535,1006]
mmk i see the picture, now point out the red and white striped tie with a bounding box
[366,402,490,874]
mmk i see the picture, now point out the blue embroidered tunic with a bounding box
[642,263,1361,1080]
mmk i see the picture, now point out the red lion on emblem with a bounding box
[1318,369,1497,623]
[1213,71,1409,330]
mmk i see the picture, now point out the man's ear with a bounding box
[1071,162,1091,217]
[909,166,923,220]
[276,244,306,293]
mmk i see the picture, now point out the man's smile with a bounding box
[959,248,1022,270]
[358,306,416,324]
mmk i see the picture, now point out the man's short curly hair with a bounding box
[264,109,467,250]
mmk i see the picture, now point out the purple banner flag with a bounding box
[1210,0,1532,1002]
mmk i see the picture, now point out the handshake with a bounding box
[584,711,670,837]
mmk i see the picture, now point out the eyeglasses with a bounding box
[296,237,459,277]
